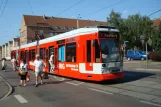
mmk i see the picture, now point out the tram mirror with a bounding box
[92,40,95,46]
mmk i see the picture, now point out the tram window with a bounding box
[20,51,24,60]
[49,46,54,56]
[29,50,31,60]
[58,45,65,62]
[95,39,100,62]
[40,48,44,59]
[45,49,48,61]
[87,40,91,62]
[66,43,76,62]
[31,50,35,60]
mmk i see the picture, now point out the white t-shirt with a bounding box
[49,54,54,62]
[20,63,28,72]
[34,59,44,72]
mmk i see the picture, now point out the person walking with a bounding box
[34,54,45,87]
[1,58,7,72]
[49,52,54,73]
[19,60,28,87]
[11,56,17,72]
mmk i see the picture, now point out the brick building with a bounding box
[1,15,106,60]
[20,15,106,45]
[152,17,161,29]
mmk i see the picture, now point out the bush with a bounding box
[148,51,161,61]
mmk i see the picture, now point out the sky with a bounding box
[0,0,161,45]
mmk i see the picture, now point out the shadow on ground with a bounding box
[99,70,155,85]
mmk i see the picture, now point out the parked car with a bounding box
[126,50,147,61]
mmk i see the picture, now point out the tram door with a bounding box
[25,50,29,63]
[49,46,54,73]
[54,47,58,73]
[86,40,94,71]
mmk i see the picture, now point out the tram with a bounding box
[11,26,124,81]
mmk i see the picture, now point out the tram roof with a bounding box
[12,26,119,50]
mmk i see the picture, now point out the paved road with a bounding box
[0,62,159,107]
[0,74,10,99]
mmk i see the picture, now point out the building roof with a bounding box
[23,15,107,28]
[152,17,161,29]
[12,26,118,50]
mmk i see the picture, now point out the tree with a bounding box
[107,10,154,50]
[152,22,161,53]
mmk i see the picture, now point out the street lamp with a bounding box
[77,14,81,28]
[140,35,148,68]
[123,41,129,57]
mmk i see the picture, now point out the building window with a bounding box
[58,45,65,62]
[49,33,53,37]
[66,43,76,62]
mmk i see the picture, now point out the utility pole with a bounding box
[146,42,148,68]
[123,41,129,57]
[77,14,81,28]
[35,30,39,55]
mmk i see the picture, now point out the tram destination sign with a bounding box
[99,32,119,39]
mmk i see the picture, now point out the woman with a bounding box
[1,58,7,72]
[19,60,28,86]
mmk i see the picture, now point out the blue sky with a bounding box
[0,0,161,45]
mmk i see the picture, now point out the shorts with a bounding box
[35,71,43,77]
[20,72,28,80]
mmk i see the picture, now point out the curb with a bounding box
[0,75,13,100]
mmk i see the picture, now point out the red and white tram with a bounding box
[11,26,124,81]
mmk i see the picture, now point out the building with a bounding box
[20,15,106,45]
[0,15,106,60]
[152,17,161,29]
[0,46,1,59]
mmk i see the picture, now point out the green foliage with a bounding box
[152,23,161,53]
[107,10,154,50]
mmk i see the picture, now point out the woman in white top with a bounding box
[19,60,28,87]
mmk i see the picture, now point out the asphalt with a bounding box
[0,68,12,100]
[1,61,161,107]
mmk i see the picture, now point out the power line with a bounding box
[27,0,34,15]
[0,0,8,17]
[83,0,126,18]
[0,0,3,12]
[148,8,161,17]
[55,0,85,17]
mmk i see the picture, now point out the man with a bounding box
[11,56,17,72]
[49,52,54,73]
[34,54,45,87]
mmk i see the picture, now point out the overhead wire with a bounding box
[148,8,161,17]
[0,0,8,17]
[27,0,34,15]
[83,0,127,18]
[0,0,3,12]
[55,0,85,17]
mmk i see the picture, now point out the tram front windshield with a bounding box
[99,32,121,63]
